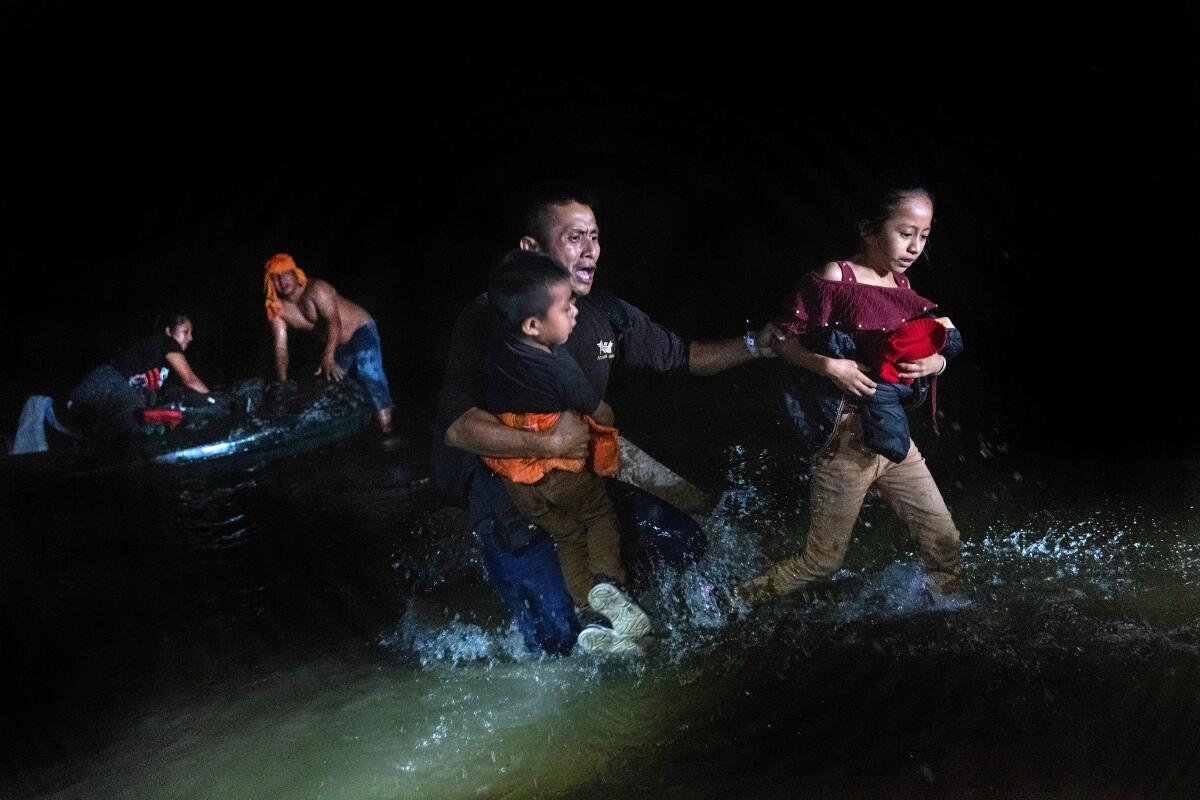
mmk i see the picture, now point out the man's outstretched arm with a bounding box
[687,321,788,376]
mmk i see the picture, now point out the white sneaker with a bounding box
[587,582,652,641]
[577,624,642,655]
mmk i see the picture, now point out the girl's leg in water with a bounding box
[738,412,878,602]
[874,439,962,591]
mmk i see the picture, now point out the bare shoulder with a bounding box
[819,261,844,281]
[307,278,338,297]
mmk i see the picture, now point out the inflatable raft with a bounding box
[3,379,374,481]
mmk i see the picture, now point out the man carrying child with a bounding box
[436,187,785,657]
[483,250,651,654]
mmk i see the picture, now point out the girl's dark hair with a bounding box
[857,185,936,240]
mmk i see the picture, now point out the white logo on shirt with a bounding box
[596,339,615,360]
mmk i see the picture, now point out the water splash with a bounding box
[378,598,528,668]
[376,439,1200,687]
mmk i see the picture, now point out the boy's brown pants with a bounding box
[503,469,625,611]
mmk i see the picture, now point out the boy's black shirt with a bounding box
[484,335,601,417]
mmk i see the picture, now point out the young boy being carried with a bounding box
[482,249,652,655]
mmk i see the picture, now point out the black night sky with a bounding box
[2,9,1198,476]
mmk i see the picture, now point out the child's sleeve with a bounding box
[557,357,604,417]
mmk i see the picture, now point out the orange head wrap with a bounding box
[263,253,308,321]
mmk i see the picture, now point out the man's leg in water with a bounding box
[469,469,707,653]
[605,479,706,570]
[875,438,961,591]
[473,519,580,655]
[738,411,877,602]
[334,322,395,433]
[469,469,578,656]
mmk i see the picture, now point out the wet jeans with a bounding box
[741,409,960,600]
[474,512,580,657]
[334,322,394,412]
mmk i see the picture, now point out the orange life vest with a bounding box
[483,412,619,484]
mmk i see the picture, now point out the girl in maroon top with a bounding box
[784,261,953,463]
[738,187,963,601]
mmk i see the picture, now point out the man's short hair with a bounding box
[519,184,597,244]
[488,249,571,334]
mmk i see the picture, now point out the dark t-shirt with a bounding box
[484,336,601,417]
[110,333,181,379]
[437,290,690,431]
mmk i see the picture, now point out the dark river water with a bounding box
[3,400,1198,799]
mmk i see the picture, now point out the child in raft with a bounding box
[483,249,652,655]
[739,185,964,602]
